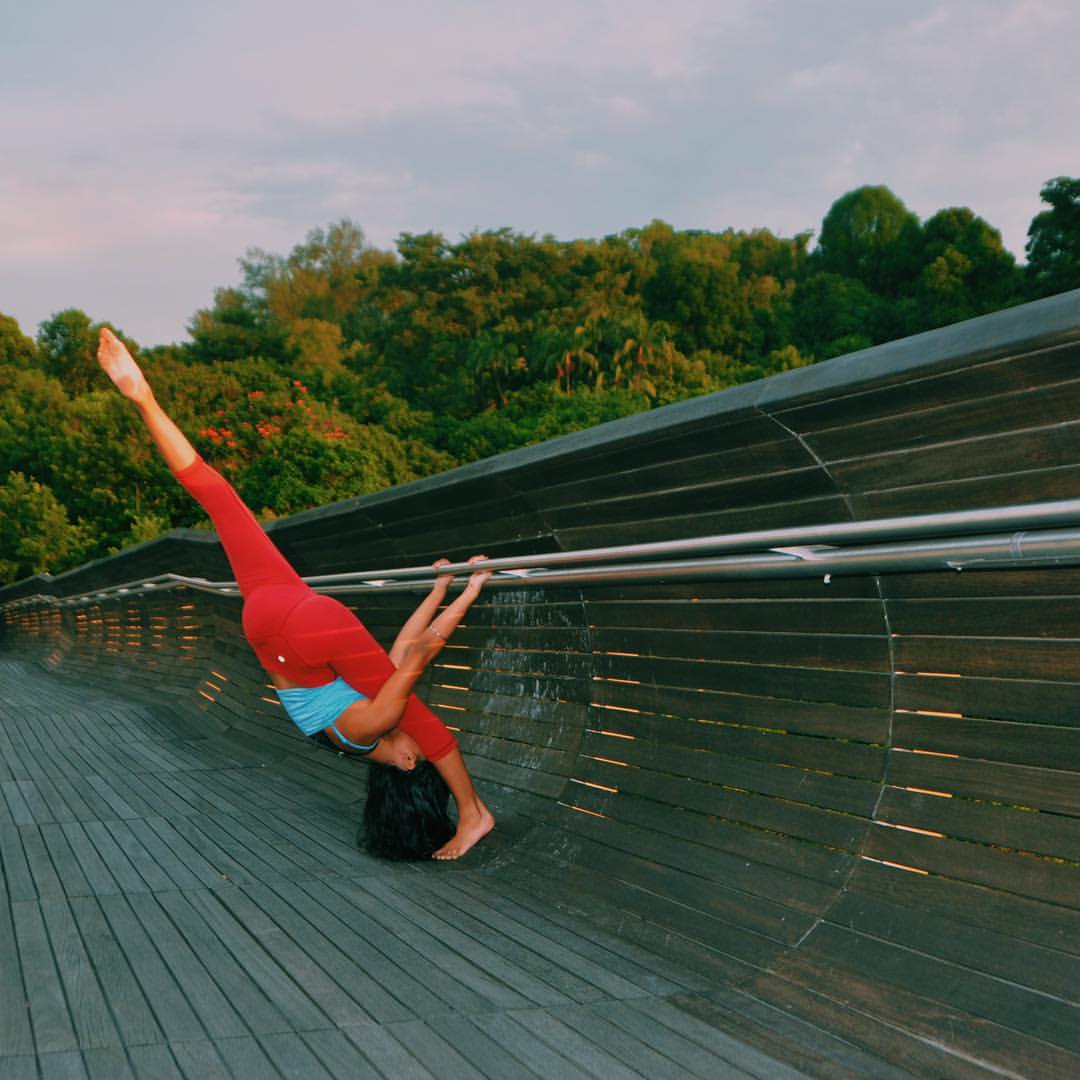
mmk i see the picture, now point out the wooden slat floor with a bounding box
[0,657,914,1080]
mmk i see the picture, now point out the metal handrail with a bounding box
[5,496,1080,612]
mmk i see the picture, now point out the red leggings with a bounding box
[173,456,456,762]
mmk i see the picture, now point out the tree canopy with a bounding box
[1,177,1075,584]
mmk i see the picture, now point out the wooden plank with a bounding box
[395,875,636,1005]
[550,803,828,932]
[887,750,1080,816]
[586,597,886,635]
[575,733,881,816]
[94,894,207,1044]
[786,921,1080,1056]
[162,888,333,1035]
[67,897,163,1048]
[417,1013,529,1080]
[38,896,122,1051]
[544,1002,711,1080]
[591,627,890,672]
[894,634,1080,682]
[590,997,775,1079]
[589,681,890,742]
[0,1058,40,1080]
[36,1052,88,1080]
[335,1020,439,1079]
[699,979,990,1080]
[865,823,1080,906]
[445,872,691,997]
[464,1012,595,1080]
[121,892,250,1040]
[878,785,1080,862]
[254,1033,335,1079]
[557,493,852,551]
[775,338,1080,433]
[296,1029,385,1078]
[808,367,1080,461]
[529,435,820,510]
[567,766,864,871]
[0,882,34,1057]
[311,876,548,1019]
[623,996,811,1080]
[894,672,1080,726]
[579,716,885,780]
[851,463,1080,518]
[201,1037,281,1080]
[893,711,1080,770]
[379,1018,497,1080]
[848,858,1080,956]
[355,877,574,1009]
[11,900,78,1053]
[545,466,838,530]
[124,1045,185,1080]
[829,885,1080,1002]
[196,884,389,1028]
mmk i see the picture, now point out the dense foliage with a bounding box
[2,178,1078,584]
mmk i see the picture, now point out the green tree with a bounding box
[0,313,38,366]
[792,272,881,359]
[815,186,923,296]
[914,207,1019,328]
[0,472,87,582]
[187,287,289,363]
[1026,176,1080,296]
[36,309,99,393]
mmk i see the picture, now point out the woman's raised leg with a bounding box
[97,328,196,473]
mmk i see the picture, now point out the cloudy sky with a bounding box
[2,0,1077,346]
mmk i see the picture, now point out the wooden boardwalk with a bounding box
[0,657,866,1080]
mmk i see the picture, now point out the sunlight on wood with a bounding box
[570,778,619,793]
[862,856,929,875]
[583,755,631,770]
[559,802,609,819]
[878,821,945,838]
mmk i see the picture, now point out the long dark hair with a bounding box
[361,761,454,860]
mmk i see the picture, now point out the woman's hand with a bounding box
[466,553,493,592]
[432,557,453,594]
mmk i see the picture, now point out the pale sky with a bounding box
[2,0,1078,346]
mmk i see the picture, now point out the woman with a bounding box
[97,327,494,860]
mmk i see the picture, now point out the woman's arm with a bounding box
[388,559,453,667]
[332,558,492,746]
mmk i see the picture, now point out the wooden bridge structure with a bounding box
[2,291,1079,1078]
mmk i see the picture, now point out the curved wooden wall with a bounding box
[4,290,1080,1076]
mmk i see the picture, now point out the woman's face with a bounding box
[378,729,424,772]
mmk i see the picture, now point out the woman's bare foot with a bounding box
[97,327,148,400]
[433,801,495,860]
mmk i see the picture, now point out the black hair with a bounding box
[361,760,454,860]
